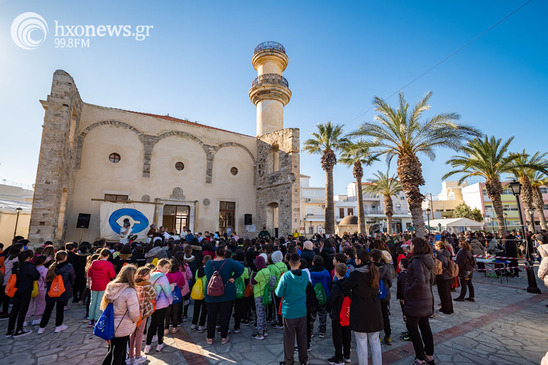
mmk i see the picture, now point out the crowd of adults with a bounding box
[1,225,547,365]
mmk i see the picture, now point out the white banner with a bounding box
[99,202,155,241]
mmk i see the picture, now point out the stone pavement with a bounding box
[1,266,547,365]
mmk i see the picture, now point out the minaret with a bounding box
[249,41,292,136]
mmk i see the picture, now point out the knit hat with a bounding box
[303,240,313,250]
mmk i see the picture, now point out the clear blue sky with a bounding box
[1,0,547,197]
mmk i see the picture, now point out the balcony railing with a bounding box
[254,41,286,54]
[252,73,289,88]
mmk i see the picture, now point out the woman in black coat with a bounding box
[341,249,383,365]
[455,240,475,301]
[404,238,435,365]
[434,241,453,314]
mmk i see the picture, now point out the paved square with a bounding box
[1,269,546,365]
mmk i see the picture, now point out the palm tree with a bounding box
[352,92,479,238]
[510,151,548,232]
[443,136,520,233]
[339,141,379,234]
[363,170,403,234]
[303,122,348,235]
[531,171,548,230]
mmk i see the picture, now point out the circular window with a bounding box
[230,167,238,175]
[109,153,121,163]
[175,162,185,171]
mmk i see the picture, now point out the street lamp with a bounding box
[509,180,541,294]
[426,208,431,235]
[13,207,22,240]
[503,213,508,231]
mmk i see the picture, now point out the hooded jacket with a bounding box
[470,239,485,256]
[46,261,75,302]
[325,277,348,322]
[103,282,140,337]
[14,261,40,294]
[87,259,116,291]
[252,256,271,299]
[403,254,434,318]
[275,269,309,319]
[341,263,383,333]
[149,271,173,310]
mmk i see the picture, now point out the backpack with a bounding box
[339,296,351,327]
[191,273,205,301]
[4,274,17,297]
[140,285,155,319]
[235,277,245,299]
[172,285,183,304]
[378,279,388,300]
[306,282,319,313]
[313,282,327,307]
[31,281,39,298]
[207,260,227,297]
[445,260,460,278]
[433,258,443,276]
[94,302,115,341]
[48,275,66,298]
[244,280,254,297]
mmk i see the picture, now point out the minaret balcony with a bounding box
[252,73,289,88]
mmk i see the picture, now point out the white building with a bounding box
[300,177,412,235]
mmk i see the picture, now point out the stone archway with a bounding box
[266,202,279,237]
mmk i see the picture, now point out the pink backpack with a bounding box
[207,260,227,297]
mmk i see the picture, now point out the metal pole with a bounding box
[13,209,21,240]
[514,194,541,293]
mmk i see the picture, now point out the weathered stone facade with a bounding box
[29,70,83,244]
[256,129,300,237]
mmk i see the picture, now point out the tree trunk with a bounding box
[384,195,394,235]
[325,167,335,235]
[533,187,547,230]
[519,176,535,232]
[397,154,426,238]
[485,179,504,233]
[353,160,366,235]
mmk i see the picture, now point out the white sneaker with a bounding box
[134,356,147,364]
[197,325,206,332]
[125,357,134,365]
[143,345,152,354]
[37,328,45,335]
[156,343,165,352]
[54,324,68,333]
[23,321,28,327]
[31,319,42,326]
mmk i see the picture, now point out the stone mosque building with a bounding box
[29,41,301,245]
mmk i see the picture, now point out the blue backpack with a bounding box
[172,285,183,304]
[94,302,115,341]
[378,279,387,300]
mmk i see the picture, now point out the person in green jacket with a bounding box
[268,250,288,329]
[251,255,271,340]
[275,253,309,365]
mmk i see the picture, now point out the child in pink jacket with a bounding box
[165,259,186,334]
[25,255,48,325]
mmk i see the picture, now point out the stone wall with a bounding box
[256,128,300,237]
[29,70,83,246]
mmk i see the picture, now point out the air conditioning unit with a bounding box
[305,198,311,202]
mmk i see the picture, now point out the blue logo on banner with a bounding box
[108,208,149,234]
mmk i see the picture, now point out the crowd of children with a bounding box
[0,230,456,365]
